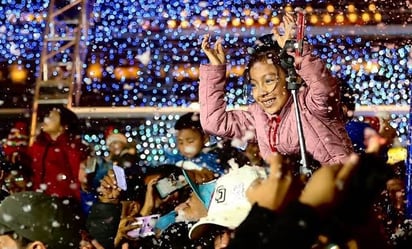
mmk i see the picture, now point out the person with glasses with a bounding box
[199,12,353,166]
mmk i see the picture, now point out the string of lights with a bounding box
[0,0,411,164]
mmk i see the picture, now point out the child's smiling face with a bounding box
[249,61,290,115]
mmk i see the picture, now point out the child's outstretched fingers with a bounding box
[201,34,210,51]
[335,153,359,191]
[201,34,225,65]
[266,152,283,180]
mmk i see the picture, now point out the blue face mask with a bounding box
[154,210,177,233]
[196,181,216,208]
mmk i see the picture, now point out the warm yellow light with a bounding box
[114,67,139,80]
[9,64,27,84]
[187,65,199,80]
[127,66,140,79]
[347,13,358,23]
[114,67,126,80]
[167,19,177,28]
[270,16,281,25]
[285,5,293,13]
[245,17,254,26]
[335,13,345,23]
[326,4,335,13]
[322,13,332,24]
[368,3,377,12]
[173,64,186,81]
[361,12,371,22]
[180,20,190,28]
[229,65,245,77]
[305,6,314,13]
[232,18,241,27]
[35,14,43,22]
[364,61,379,73]
[309,14,319,24]
[263,8,272,16]
[244,8,251,16]
[206,19,216,26]
[222,9,230,16]
[218,18,228,27]
[193,19,202,28]
[26,13,35,21]
[258,16,267,25]
[374,12,382,22]
[348,4,356,12]
[87,63,103,80]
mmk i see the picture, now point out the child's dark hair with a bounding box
[174,112,204,135]
[244,34,285,84]
[40,104,80,136]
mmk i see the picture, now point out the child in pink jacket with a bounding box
[199,12,353,165]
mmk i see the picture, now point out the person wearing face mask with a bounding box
[165,112,250,211]
[28,105,90,201]
[81,130,146,217]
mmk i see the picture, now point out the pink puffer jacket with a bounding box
[199,48,353,165]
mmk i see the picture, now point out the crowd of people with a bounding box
[0,11,410,249]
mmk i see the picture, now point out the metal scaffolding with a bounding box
[29,0,88,145]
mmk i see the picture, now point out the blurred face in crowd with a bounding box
[0,234,20,249]
[41,109,64,136]
[4,170,29,193]
[250,61,289,115]
[0,233,41,249]
[175,193,207,222]
[176,128,206,159]
[108,140,126,156]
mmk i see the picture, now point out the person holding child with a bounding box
[199,12,353,165]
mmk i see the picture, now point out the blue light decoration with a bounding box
[407,82,412,219]
[0,0,411,165]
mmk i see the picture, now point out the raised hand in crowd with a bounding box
[115,202,141,247]
[272,11,296,49]
[97,169,122,204]
[139,175,160,216]
[299,153,359,214]
[246,153,293,211]
[201,33,226,65]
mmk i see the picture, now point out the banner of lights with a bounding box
[0,1,411,169]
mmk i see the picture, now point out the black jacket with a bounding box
[86,202,122,249]
[227,202,319,249]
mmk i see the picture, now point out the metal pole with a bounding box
[290,89,310,175]
[285,9,311,176]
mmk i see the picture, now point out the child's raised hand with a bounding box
[298,154,360,212]
[246,153,293,211]
[201,34,226,65]
[272,11,297,49]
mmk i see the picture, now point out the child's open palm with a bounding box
[272,12,297,49]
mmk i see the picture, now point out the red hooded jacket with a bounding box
[28,132,89,200]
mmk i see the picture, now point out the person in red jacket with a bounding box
[28,105,90,201]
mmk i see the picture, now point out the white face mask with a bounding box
[43,117,51,124]
[183,146,198,155]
